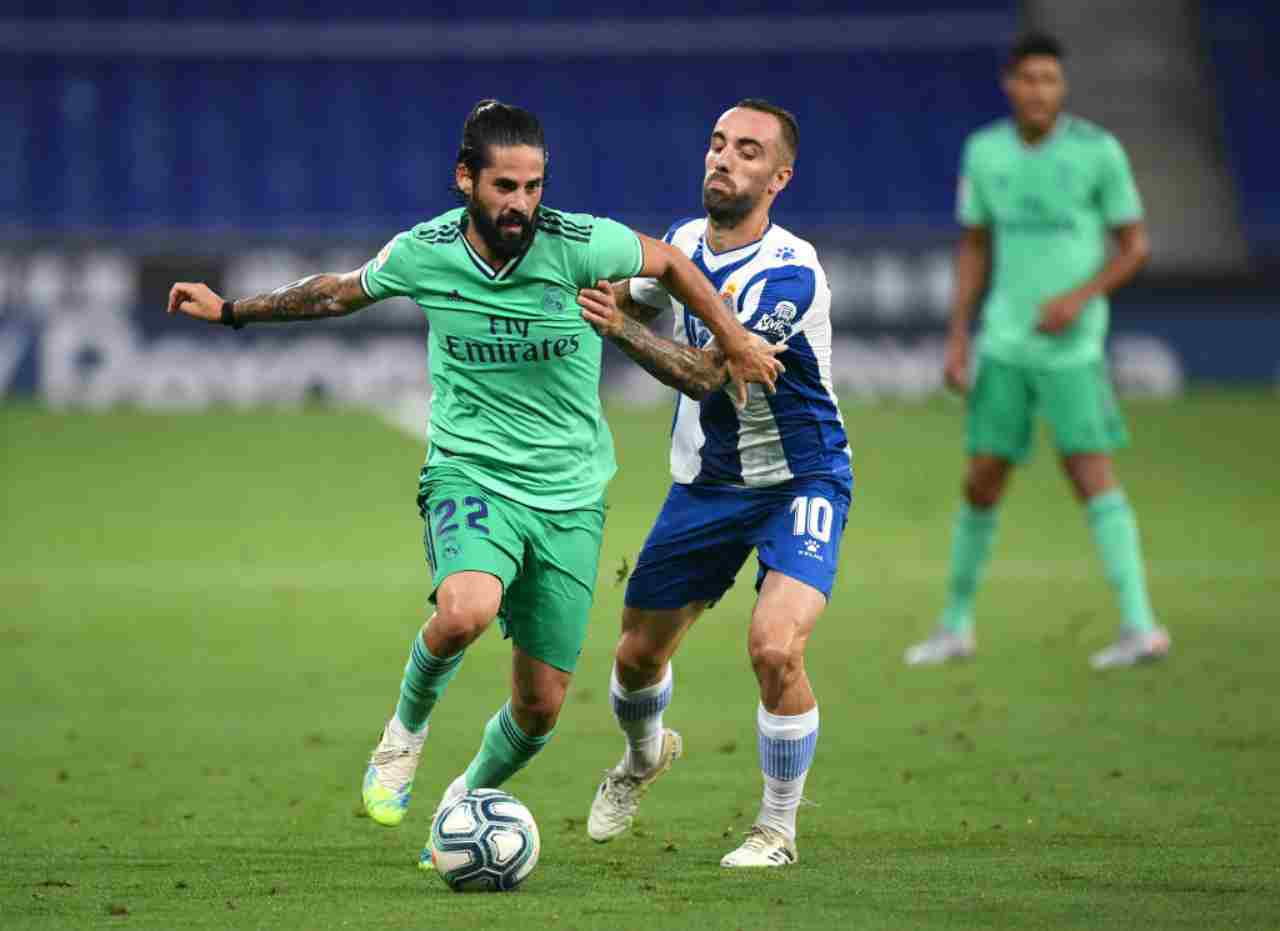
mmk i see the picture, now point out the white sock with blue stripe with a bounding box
[610,664,673,776]
[755,703,819,841]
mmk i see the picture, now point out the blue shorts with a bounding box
[624,476,852,610]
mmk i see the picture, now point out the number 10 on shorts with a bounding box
[790,495,833,542]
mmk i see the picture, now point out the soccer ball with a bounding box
[429,789,540,892]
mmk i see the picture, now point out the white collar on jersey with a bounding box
[700,222,772,271]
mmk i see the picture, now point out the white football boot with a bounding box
[1089,626,1171,670]
[361,718,427,827]
[903,626,976,666]
[720,825,797,867]
[587,729,682,842]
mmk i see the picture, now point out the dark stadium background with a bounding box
[2,0,1276,409]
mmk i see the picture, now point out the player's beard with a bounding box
[468,201,536,261]
[703,179,757,229]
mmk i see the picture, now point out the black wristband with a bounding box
[220,300,244,330]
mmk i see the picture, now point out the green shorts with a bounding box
[967,355,1130,464]
[416,463,605,673]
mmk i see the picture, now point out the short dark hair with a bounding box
[454,99,547,198]
[734,98,799,164]
[1006,33,1065,72]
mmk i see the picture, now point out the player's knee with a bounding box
[615,631,668,679]
[964,483,999,509]
[510,694,563,737]
[964,467,1006,508]
[747,637,796,678]
[1063,454,1115,501]
[432,588,499,646]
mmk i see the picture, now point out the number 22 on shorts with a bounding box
[433,496,491,538]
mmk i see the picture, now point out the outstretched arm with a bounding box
[167,269,372,327]
[579,280,781,401]
[633,234,782,407]
[611,280,665,325]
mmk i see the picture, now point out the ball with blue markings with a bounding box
[429,789,541,892]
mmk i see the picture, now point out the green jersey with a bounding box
[957,115,1143,368]
[362,206,644,511]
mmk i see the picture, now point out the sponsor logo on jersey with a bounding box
[755,300,798,339]
[1006,195,1077,233]
[441,332,582,365]
[1002,196,1078,233]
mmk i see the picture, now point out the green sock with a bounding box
[463,702,552,790]
[394,633,464,733]
[940,503,999,632]
[1086,489,1157,633]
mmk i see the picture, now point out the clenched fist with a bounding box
[167,282,226,323]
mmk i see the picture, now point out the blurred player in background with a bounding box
[904,34,1170,670]
[576,100,851,867]
[166,100,783,868]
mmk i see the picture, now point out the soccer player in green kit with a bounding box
[904,34,1171,670]
[166,100,784,864]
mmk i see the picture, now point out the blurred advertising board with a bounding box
[2,241,1277,409]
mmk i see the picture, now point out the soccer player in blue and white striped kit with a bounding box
[577,100,852,867]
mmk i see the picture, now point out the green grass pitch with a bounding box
[2,394,1278,929]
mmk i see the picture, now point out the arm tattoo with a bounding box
[613,281,665,325]
[620,299,664,325]
[609,315,727,400]
[232,274,357,323]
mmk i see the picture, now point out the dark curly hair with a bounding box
[1005,33,1065,73]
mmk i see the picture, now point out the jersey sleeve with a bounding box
[741,264,821,345]
[956,137,991,227]
[360,231,417,301]
[626,217,695,312]
[1098,134,1144,225]
[628,277,673,313]
[583,217,645,286]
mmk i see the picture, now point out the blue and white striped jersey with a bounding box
[631,217,852,488]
